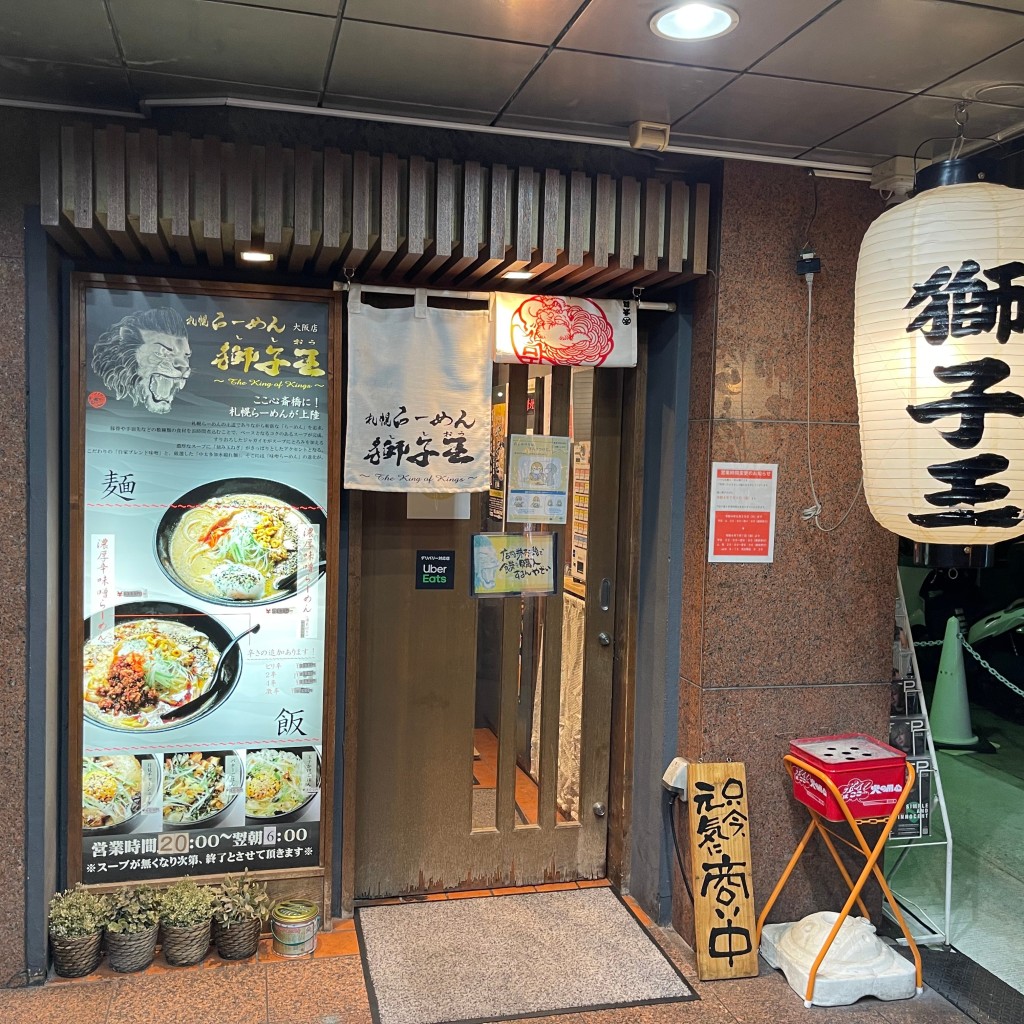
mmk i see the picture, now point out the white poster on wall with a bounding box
[707,463,778,563]
[491,292,638,367]
[345,286,492,492]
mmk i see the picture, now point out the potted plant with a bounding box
[105,885,161,973]
[159,878,216,966]
[212,871,269,960]
[48,885,107,978]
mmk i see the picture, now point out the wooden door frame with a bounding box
[339,353,648,913]
[606,346,647,890]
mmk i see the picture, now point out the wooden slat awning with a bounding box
[40,123,711,295]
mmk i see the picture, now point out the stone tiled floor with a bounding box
[0,889,974,1024]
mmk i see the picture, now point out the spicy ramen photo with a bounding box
[156,478,327,607]
[82,602,242,732]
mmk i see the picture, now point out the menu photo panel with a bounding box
[76,280,334,883]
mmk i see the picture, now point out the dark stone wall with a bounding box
[0,107,44,982]
[674,161,898,940]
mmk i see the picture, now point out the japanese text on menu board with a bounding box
[79,286,330,882]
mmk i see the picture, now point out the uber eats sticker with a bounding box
[416,550,455,590]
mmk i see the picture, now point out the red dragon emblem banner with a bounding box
[492,293,638,367]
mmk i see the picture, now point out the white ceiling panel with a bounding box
[0,1,120,66]
[754,0,1024,92]
[928,40,1024,107]
[673,74,907,149]
[797,146,891,167]
[2,0,1024,171]
[669,131,807,158]
[941,0,1024,11]
[328,22,543,115]
[131,69,320,104]
[109,0,334,92]
[559,0,835,73]
[822,94,1024,157]
[321,93,495,125]
[343,0,582,46]
[504,50,733,130]
[198,0,341,13]
[0,57,132,109]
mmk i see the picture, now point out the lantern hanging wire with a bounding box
[912,101,1007,176]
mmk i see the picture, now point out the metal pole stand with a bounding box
[755,754,924,1007]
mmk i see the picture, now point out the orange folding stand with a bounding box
[755,754,924,1007]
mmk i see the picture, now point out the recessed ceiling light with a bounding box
[503,270,535,280]
[240,249,274,263]
[650,2,739,41]
[971,83,1024,103]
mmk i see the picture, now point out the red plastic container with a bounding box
[789,733,907,822]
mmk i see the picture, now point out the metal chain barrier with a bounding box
[914,634,1024,699]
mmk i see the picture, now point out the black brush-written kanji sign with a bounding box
[687,761,758,981]
[416,550,455,590]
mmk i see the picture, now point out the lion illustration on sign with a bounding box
[91,306,192,414]
[510,296,615,366]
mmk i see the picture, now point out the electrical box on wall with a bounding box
[629,120,671,152]
[662,756,690,793]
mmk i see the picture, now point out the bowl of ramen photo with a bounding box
[155,477,327,607]
[82,753,159,836]
[162,749,242,830]
[82,601,242,733]
[244,746,321,823]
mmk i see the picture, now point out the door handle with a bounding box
[598,631,611,647]
[599,577,612,612]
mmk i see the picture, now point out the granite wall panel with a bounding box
[0,109,33,981]
[674,159,898,941]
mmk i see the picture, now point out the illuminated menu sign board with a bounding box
[78,283,331,882]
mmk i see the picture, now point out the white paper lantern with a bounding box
[854,181,1024,545]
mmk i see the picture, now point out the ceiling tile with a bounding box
[673,74,907,149]
[797,147,891,168]
[321,94,495,125]
[198,0,340,13]
[343,0,582,45]
[0,1,121,65]
[109,0,333,92]
[822,94,1024,158]
[131,69,319,104]
[928,40,1024,107]
[669,131,807,157]
[940,0,1024,11]
[0,57,133,109]
[754,0,1024,92]
[559,0,835,73]
[503,50,733,129]
[327,22,543,115]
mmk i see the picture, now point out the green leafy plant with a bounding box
[48,885,107,938]
[105,885,161,934]
[160,878,216,928]
[213,871,270,926]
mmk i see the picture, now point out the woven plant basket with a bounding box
[213,917,262,960]
[106,923,159,973]
[161,918,212,967]
[49,930,102,978]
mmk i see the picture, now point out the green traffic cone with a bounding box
[930,615,978,749]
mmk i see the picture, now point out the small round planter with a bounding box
[213,917,262,961]
[49,930,103,978]
[106,923,159,973]
[160,918,212,967]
